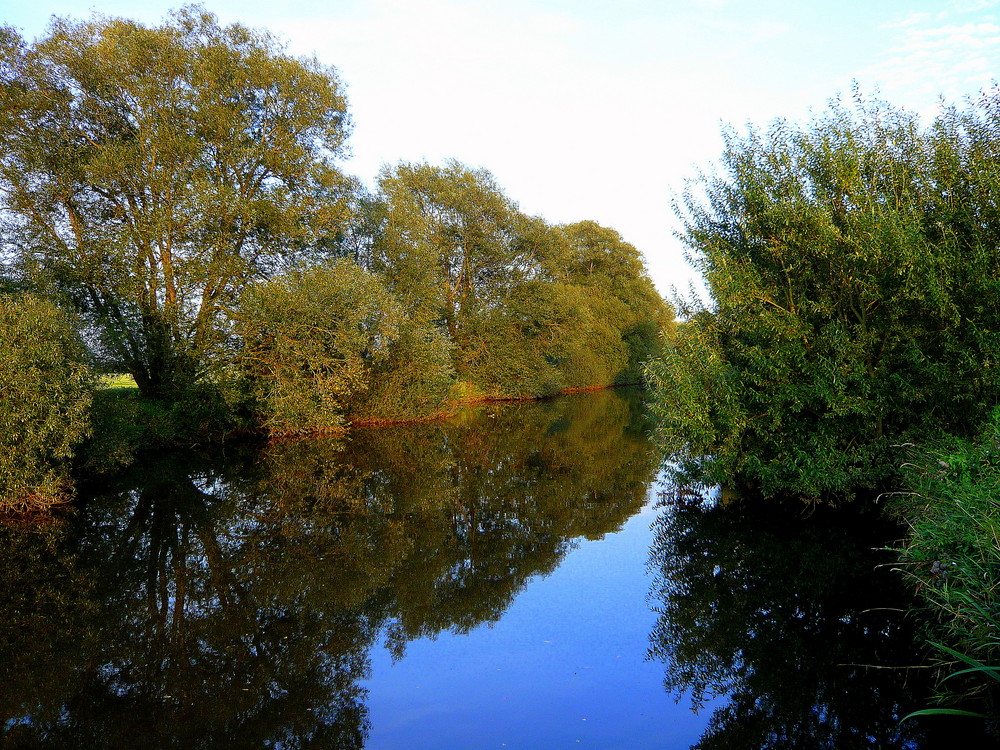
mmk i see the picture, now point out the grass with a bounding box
[100,373,138,390]
[890,413,1000,721]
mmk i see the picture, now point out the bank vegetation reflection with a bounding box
[0,390,658,748]
[648,488,957,750]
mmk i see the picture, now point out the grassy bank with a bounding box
[76,373,642,477]
[889,415,1000,719]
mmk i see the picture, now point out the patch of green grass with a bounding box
[100,373,137,390]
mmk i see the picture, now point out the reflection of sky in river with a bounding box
[362,484,721,749]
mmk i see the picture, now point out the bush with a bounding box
[238,260,453,434]
[356,324,455,422]
[0,295,94,512]
[649,94,1000,498]
[463,280,579,398]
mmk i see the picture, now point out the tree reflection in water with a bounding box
[0,389,659,748]
[647,487,974,750]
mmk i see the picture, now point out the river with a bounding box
[0,389,974,748]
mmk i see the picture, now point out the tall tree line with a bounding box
[0,6,669,507]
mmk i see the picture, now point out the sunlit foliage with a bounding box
[0,295,94,512]
[372,161,670,398]
[237,260,453,435]
[649,93,1000,497]
[0,8,353,399]
[0,5,669,495]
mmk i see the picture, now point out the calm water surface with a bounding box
[0,390,971,748]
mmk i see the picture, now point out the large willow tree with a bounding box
[372,160,533,347]
[0,7,352,398]
[371,160,670,397]
[649,94,1000,498]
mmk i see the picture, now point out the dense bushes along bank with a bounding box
[645,90,1000,721]
[1,209,667,509]
[0,9,669,511]
[648,92,1000,500]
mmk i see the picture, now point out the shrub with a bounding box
[649,94,1000,497]
[238,260,453,434]
[0,295,94,512]
[356,324,455,422]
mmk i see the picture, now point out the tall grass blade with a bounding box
[931,642,1000,684]
[901,708,988,721]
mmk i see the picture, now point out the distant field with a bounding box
[101,373,138,390]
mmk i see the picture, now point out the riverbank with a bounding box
[888,417,1000,720]
[72,377,645,485]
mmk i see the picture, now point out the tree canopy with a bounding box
[369,160,670,400]
[0,6,669,457]
[649,93,1000,497]
[0,6,353,398]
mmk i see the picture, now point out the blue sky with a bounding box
[4,0,1000,294]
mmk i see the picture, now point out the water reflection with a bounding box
[647,487,965,749]
[0,390,658,748]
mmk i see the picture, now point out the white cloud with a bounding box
[864,9,1000,111]
[881,12,935,30]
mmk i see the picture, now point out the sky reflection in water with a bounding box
[362,500,719,749]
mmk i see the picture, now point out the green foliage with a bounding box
[358,323,455,421]
[371,162,670,399]
[0,7,353,399]
[890,414,1000,716]
[373,159,532,346]
[546,220,671,384]
[0,294,94,511]
[83,375,251,473]
[0,1,669,441]
[647,314,746,479]
[464,279,584,398]
[650,93,1000,497]
[238,260,453,434]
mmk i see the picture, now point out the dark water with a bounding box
[0,390,978,748]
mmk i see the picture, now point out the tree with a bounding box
[372,164,670,396]
[648,94,1000,497]
[542,220,671,384]
[372,160,534,365]
[0,7,353,399]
